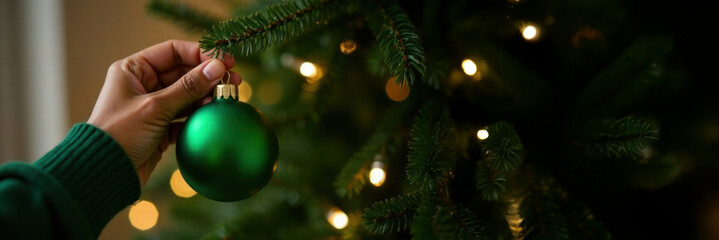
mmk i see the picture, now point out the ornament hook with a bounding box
[220,71,231,84]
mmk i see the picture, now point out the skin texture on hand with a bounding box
[87,40,241,187]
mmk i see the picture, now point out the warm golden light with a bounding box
[385,77,410,102]
[522,25,538,40]
[369,160,387,187]
[257,80,283,105]
[505,199,524,238]
[327,207,349,229]
[238,81,252,102]
[299,62,318,78]
[128,200,158,231]
[306,75,322,84]
[340,40,357,54]
[461,59,478,76]
[170,169,196,198]
[477,129,489,140]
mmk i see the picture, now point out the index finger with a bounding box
[135,40,234,73]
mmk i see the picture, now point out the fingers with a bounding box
[156,64,241,91]
[153,59,226,117]
[172,71,243,119]
[156,65,194,89]
[135,40,234,73]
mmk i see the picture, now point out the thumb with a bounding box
[155,59,226,115]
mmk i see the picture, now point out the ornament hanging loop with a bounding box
[220,71,231,84]
[214,71,238,100]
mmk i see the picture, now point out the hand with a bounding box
[87,40,241,187]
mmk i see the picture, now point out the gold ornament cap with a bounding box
[214,72,238,100]
[215,84,238,100]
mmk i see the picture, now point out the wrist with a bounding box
[34,123,141,236]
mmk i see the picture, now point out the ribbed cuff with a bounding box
[34,123,141,237]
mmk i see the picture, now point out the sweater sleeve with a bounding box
[0,123,141,239]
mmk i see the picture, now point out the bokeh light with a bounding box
[369,168,386,187]
[170,169,196,198]
[369,159,387,187]
[462,59,478,76]
[340,39,357,54]
[238,81,252,102]
[327,207,349,229]
[128,200,158,231]
[385,77,410,102]
[300,62,318,78]
[522,25,538,40]
[477,129,489,140]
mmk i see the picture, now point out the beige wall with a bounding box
[64,1,226,239]
[65,0,204,125]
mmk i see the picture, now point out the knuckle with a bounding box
[141,96,175,121]
[109,60,123,71]
[180,74,202,99]
[140,96,163,113]
[116,57,143,79]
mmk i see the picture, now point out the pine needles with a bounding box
[365,2,427,87]
[144,1,680,239]
[475,121,523,201]
[518,174,610,240]
[198,0,427,87]
[199,0,353,58]
[407,100,456,190]
[579,116,658,160]
[365,100,485,239]
[433,205,484,240]
[362,192,423,234]
[482,122,523,172]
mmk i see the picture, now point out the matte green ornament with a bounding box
[176,83,278,202]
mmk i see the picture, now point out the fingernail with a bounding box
[202,59,224,81]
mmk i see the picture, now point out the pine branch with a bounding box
[365,2,426,87]
[146,0,219,32]
[578,116,658,160]
[474,121,523,201]
[474,162,507,201]
[411,192,488,240]
[519,177,570,240]
[363,192,423,234]
[410,198,437,240]
[407,100,456,190]
[483,121,524,172]
[334,100,415,198]
[434,205,484,240]
[200,0,355,58]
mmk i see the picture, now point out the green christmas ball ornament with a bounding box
[176,82,278,202]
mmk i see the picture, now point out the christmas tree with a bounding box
[138,0,717,239]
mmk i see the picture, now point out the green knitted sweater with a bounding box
[0,123,140,239]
